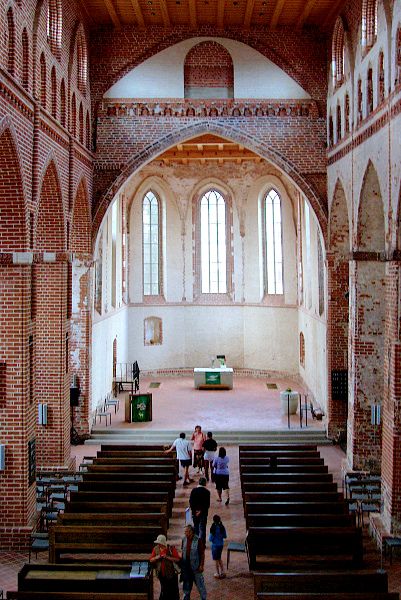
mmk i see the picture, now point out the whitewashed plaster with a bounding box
[104,37,311,100]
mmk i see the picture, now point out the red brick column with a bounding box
[0,263,36,551]
[33,261,71,468]
[347,259,386,472]
[381,261,401,534]
[326,251,349,438]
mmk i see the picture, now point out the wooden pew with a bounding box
[242,483,338,493]
[241,473,333,483]
[7,593,148,600]
[77,481,175,499]
[246,513,355,527]
[245,502,350,515]
[82,471,176,483]
[100,445,168,451]
[69,491,172,516]
[253,570,390,596]
[58,512,168,534]
[240,464,328,473]
[49,525,160,562]
[256,594,399,599]
[246,526,363,570]
[239,444,319,451]
[244,491,343,504]
[240,457,325,466]
[89,461,176,471]
[239,450,321,459]
[64,501,167,514]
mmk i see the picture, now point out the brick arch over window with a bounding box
[47,0,62,59]
[362,0,377,52]
[356,161,384,252]
[92,122,328,244]
[332,17,345,88]
[77,30,88,95]
[36,161,65,251]
[184,41,234,99]
[71,179,91,253]
[0,126,26,251]
[7,7,16,77]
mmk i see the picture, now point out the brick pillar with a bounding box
[0,263,36,550]
[347,258,386,472]
[34,261,72,468]
[381,261,401,534]
[326,251,349,437]
[69,255,92,437]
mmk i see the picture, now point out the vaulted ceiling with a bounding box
[80,0,345,31]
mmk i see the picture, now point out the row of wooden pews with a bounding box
[7,445,178,600]
[239,443,399,600]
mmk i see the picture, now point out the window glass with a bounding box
[265,189,283,295]
[201,189,226,293]
[143,191,159,296]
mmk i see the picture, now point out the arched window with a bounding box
[142,191,161,296]
[40,53,47,108]
[345,93,350,133]
[200,189,227,293]
[328,113,334,146]
[299,332,305,367]
[362,0,377,52]
[71,93,76,136]
[22,29,29,90]
[396,28,401,86]
[7,8,15,77]
[367,67,373,115]
[47,0,62,59]
[77,32,88,95]
[86,111,90,149]
[336,104,342,142]
[378,52,385,104]
[357,79,363,123]
[60,79,66,127]
[79,102,84,144]
[264,189,283,295]
[51,67,57,118]
[332,17,345,88]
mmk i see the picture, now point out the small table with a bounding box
[194,367,233,390]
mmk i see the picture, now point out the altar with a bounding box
[194,367,234,390]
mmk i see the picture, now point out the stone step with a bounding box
[86,428,330,446]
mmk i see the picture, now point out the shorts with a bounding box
[214,474,229,491]
[203,450,215,462]
[211,544,224,560]
[180,459,192,467]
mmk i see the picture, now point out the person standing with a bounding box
[202,431,217,482]
[189,477,210,543]
[191,425,206,473]
[209,514,227,579]
[149,534,181,600]
[181,524,207,600]
[213,447,230,505]
[164,432,193,486]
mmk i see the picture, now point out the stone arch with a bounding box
[356,160,385,253]
[36,160,65,251]
[329,178,350,255]
[0,122,27,251]
[71,178,91,253]
[92,122,327,247]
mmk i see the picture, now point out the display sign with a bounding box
[205,371,221,385]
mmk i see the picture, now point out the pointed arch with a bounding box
[329,179,350,256]
[0,123,27,251]
[77,29,88,95]
[7,7,16,77]
[36,161,65,251]
[332,17,345,88]
[356,161,385,253]
[71,178,91,253]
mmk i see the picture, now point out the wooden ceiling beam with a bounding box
[104,0,121,27]
[217,0,225,29]
[296,0,318,29]
[188,0,197,29]
[129,0,146,27]
[270,0,286,29]
[160,149,258,160]
[323,0,346,28]
[159,0,171,27]
[243,0,256,28]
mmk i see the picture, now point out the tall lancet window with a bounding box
[264,189,283,295]
[201,189,227,293]
[143,191,160,296]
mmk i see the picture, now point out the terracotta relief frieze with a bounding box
[101,98,319,119]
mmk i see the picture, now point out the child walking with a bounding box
[209,514,227,579]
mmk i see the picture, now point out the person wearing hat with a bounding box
[149,533,181,600]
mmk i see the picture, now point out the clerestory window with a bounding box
[264,189,283,295]
[200,189,227,294]
[143,191,161,296]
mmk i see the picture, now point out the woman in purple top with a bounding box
[212,447,230,505]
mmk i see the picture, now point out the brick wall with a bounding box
[184,40,234,88]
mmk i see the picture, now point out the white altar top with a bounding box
[194,367,233,389]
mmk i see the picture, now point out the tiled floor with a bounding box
[1,375,401,599]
